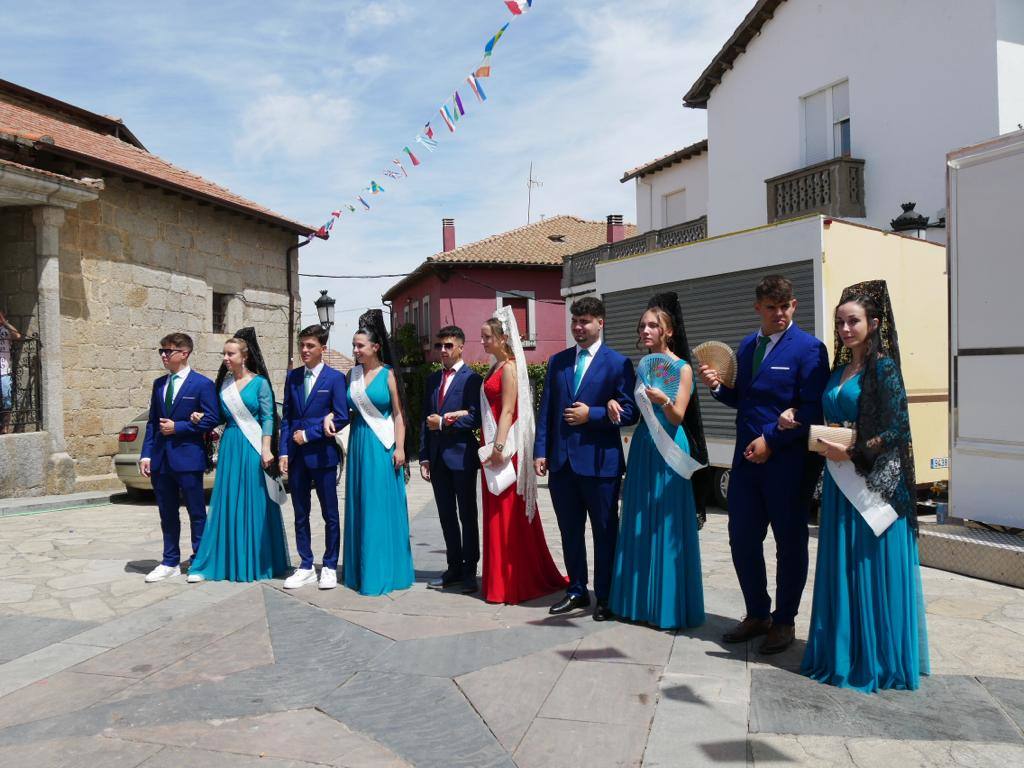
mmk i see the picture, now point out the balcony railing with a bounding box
[563,216,707,288]
[766,156,865,223]
[2,336,42,434]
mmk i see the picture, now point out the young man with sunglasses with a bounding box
[140,333,220,582]
[419,326,483,594]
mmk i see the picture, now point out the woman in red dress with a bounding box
[478,310,567,604]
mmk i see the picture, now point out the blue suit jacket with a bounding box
[713,323,830,468]
[419,364,482,471]
[279,365,350,469]
[534,343,638,478]
[141,370,220,474]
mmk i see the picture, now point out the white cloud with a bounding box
[345,2,407,31]
[234,79,353,162]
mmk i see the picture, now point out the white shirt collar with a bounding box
[172,365,191,381]
[444,359,465,374]
[757,321,792,344]
[305,361,324,377]
[576,338,602,358]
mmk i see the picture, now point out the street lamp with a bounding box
[314,289,336,331]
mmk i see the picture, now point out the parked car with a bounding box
[114,404,345,497]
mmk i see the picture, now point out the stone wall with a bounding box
[0,207,38,335]
[55,178,300,489]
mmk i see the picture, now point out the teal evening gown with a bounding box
[342,366,414,596]
[189,376,291,582]
[801,365,929,692]
[610,358,705,629]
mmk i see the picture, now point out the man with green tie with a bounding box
[698,276,830,654]
[140,332,219,583]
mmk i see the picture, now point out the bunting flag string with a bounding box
[310,2,534,239]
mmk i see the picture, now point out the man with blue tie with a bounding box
[140,333,219,583]
[279,325,350,590]
[419,326,483,594]
[534,297,638,621]
[698,275,830,654]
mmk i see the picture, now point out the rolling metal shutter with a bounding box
[602,260,815,439]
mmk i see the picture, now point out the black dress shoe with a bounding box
[758,624,795,655]
[593,603,614,622]
[427,572,460,590]
[549,593,590,615]
[461,576,478,594]
[721,616,772,644]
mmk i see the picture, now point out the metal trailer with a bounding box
[947,130,1024,528]
[597,214,949,509]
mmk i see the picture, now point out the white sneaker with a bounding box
[145,564,180,583]
[318,567,338,590]
[186,573,205,584]
[283,567,318,589]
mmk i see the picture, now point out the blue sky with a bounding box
[2,0,751,344]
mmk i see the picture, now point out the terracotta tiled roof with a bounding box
[323,348,355,373]
[683,0,786,108]
[621,139,709,182]
[383,216,636,300]
[0,82,313,234]
[0,156,103,189]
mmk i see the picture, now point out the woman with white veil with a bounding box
[477,307,567,604]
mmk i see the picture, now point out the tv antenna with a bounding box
[527,162,543,224]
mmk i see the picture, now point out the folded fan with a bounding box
[692,340,737,388]
[638,353,681,401]
[808,424,856,454]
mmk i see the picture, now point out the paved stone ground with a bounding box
[1,468,1024,767]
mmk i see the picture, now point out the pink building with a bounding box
[384,217,634,364]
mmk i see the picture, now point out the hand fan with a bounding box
[692,340,738,388]
[638,353,681,401]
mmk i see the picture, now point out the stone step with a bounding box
[0,491,115,518]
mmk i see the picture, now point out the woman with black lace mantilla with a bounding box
[777,280,929,692]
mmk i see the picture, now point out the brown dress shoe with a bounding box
[758,624,795,655]
[721,616,772,644]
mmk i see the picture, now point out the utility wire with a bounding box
[299,272,411,279]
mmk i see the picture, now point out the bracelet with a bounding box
[494,443,504,452]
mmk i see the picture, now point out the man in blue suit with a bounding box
[140,332,219,583]
[699,275,830,654]
[420,326,483,594]
[535,297,638,620]
[279,324,350,590]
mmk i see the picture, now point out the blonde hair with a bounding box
[224,337,249,363]
[484,317,514,358]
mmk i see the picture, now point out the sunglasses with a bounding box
[433,342,457,351]
[158,348,187,357]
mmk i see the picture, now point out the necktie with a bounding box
[573,348,590,396]
[164,373,176,413]
[304,369,314,401]
[752,335,771,375]
[439,368,454,410]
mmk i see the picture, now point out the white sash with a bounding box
[221,375,288,505]
[349,365,395,450]
[826,459,898,536]
[479,382,518,496]
[634,377,705,480]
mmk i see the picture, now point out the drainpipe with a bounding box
[285,235,313,370]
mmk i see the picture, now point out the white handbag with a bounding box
[478,443,517,495]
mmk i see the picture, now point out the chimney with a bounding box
[442,218,456,252]
[606,214,625,244]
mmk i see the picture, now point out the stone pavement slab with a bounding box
[0,735,162,768]
[513,717,649,768]
[0,615,95,663]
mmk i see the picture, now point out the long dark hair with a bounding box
[355,309,411,459]
[215,327,281,462]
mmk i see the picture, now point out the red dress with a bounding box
[481,365,568,604]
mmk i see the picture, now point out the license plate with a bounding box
[930,457,949,469]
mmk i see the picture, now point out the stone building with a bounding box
[0,79,314,497]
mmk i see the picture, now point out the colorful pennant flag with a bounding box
[475,58,491,78]
[440,104,456,132]
[467,75,487,102]
[416,134,439,152]
[367,180,385,194]
[392,158,408,177]
[358,196,371,210]
[423,122,434,140]
[347,204,357,213]
[484,23,509,55]
[505,0,532,15]
[403,146,421,166]
[454,91,465,116]
[331,210,342,217]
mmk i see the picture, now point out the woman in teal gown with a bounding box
[341,323,414,596]
[796,285,928,692]
[188,333,291,582]
[610,296,705,630]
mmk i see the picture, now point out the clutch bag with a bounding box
[692,341,738,388]
[478,443,517,495]
[808,424,855,454]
